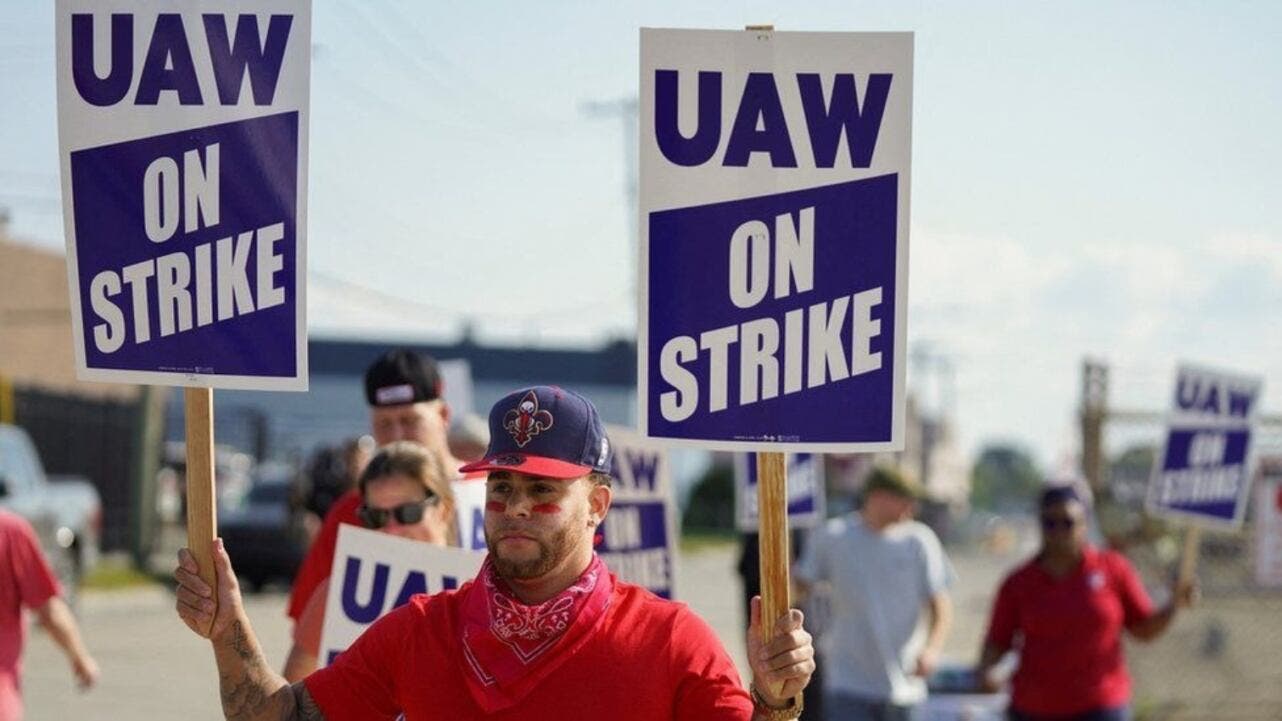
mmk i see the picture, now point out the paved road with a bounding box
[24,543,1008,720]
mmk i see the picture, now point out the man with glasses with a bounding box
[794,465,955,721]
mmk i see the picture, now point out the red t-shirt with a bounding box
[305,579,754,721]
[0,509,61,720]
[984,546,1155,716]
[288,489,362,621]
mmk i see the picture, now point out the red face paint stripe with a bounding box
[486,501,507,513]
[531,503,561,514]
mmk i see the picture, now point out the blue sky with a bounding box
[3,1,1280,468]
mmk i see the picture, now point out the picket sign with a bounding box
[55,0,314,614]
[1147,364,1265,583]
[639,23,912,707]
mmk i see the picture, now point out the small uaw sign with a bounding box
[639,29,911,451]
[596,426,679,599]
[56,0,310,390]
[735,453,826,531]
[319,525,484,667]
[1147,364,1264,528]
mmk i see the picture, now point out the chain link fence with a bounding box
[1101,413,1282,721]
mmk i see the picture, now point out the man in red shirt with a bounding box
[176,385,815,720]
[0,508,98,720]
[978,485,1194,720]
[287,348,467,623]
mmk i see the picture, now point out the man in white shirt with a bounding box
[794,465,954,721]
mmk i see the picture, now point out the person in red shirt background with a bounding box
[287,348,466,626]
[977,484,1196,721]
[0,508,98,720]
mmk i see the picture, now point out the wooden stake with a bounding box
[742,20,798,707]
[1178,524,1202,585]
[184,387,218,631]
[756,450,796,702]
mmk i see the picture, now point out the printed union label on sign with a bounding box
[639,29,912,451]
[56,1,311,390]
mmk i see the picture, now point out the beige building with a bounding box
[0,228,138,400]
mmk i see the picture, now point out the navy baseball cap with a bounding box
[459,386,612,480]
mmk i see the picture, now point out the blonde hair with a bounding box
[359,441,458,546]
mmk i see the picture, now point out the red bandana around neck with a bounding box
[459,553,614,712]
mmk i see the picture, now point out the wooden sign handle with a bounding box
[755,451,796,702]
[185,387,218,631]
[743,20,798,707]
[1178,524,1202,585]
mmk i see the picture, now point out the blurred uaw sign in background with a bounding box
[56,0,311,390]
[638,28,912,452]
[1148,364,1264,528]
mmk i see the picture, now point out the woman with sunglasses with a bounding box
[977,484,1195,721]
[282,441,458,681]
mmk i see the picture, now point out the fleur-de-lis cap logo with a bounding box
[503,390,554,447]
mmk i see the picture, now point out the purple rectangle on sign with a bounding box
[646,175,897,445]
[597,500,672,598]
[70,112,299,378]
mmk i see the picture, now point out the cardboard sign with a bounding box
[452,477,489,551]
[735,452,826,531]
[56,1,310,390]
[1254,458,1282,588]
[596,426,679,599]
[319,525,484,667]
[1147,364,1264,528]
[639,29,912,451]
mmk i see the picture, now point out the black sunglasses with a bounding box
[1040,515,1078,531]
[358,496,438,530]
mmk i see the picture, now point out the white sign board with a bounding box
[319,524,484,666]
[599,426,679,598]
[56,0,311,390]
[452,477,488,551]
[735,453,826,531]
[1254,458,1282,588]
[639,28,912,452]
[1148,364,1263,528]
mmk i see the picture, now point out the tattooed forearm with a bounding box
[221,673,272,720]
[293,684,325,721]
[211,618,323,720]
[229,619,259,662]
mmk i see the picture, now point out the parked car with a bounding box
[219,461,308,591]
[159,440,255,519]
[0,423,102,602]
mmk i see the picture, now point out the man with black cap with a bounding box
[175,385,816,720]
[794,465,954,721]
[286,348,468,626]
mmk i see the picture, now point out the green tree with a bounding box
[681,463,735,532]
[970,443,1043,512]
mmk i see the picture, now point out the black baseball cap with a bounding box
[364,349,443,407]
[459,386,612,480]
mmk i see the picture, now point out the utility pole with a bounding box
[908,342,958,493]
[580,98,639,248]
[1080,358,1109,492]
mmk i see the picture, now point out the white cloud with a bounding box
[907,225,1282,469]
